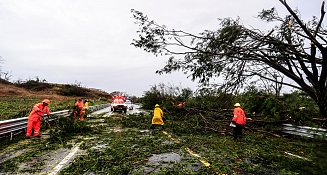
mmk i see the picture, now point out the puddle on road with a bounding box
[138,152,182,174]
[186,162,202,171]
[148,152,182,163]
[131,151,205,174]
[147,152,181,173]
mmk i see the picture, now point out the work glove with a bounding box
[229,121,236,127]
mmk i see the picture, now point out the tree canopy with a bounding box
[131,0,327,117]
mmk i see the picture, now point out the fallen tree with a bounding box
[132,0,327,118]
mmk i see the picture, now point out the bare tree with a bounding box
[131,1,327,117]
[0,56,12,82]
[0,71,12,81]
[257,71,284,96]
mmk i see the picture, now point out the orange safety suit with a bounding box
[26,103,50,137]
[74,100,85,121]
[232,107,246,125]
[177,102,185,108]
[152,107,164,125]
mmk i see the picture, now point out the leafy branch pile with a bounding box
[141,84,324,130]
[47,114,92,144]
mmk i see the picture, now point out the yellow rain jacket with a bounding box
[84,102,89,110]
[152,107,164,125]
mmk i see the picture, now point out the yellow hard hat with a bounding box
[234,103,241,107]
[155,104,159,107]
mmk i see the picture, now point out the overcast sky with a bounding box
[0,0,322,96]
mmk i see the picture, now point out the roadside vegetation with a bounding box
[0,96,108,121]
[0,78,110,120]
[140,84,324,128]
[0,97,73,121]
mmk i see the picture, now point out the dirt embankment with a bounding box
[0,81,111,100]
[0,83,71,101]
[0,83,36,96]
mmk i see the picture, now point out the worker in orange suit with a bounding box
[151,104,165,129]
[26,99,51,138]
[177,101,185,108]
[232,103,246,140]
[74,99,85,121]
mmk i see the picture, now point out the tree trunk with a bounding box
[317,95,327,119]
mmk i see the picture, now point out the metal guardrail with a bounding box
[282,124,327,140]
[0,103,110,140]
[88,104,110,112]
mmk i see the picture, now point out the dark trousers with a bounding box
[233,124,243,139]
[151,124,164,129]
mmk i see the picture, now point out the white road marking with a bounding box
[47,142,83,175]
